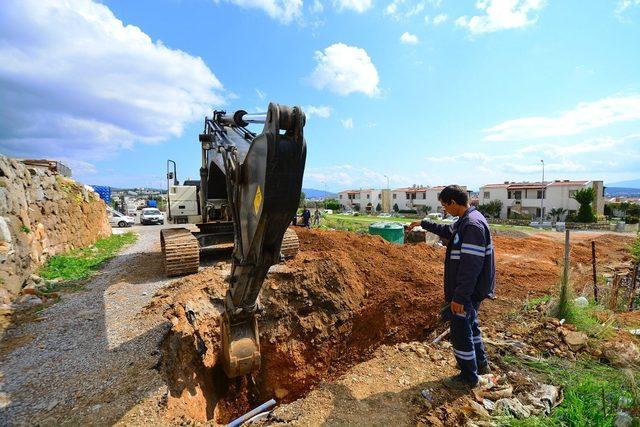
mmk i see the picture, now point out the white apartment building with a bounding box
[479,180,604,220]
[390,186,444,212]
[338,189,391,212]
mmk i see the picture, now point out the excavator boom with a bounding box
[199,103,307,377]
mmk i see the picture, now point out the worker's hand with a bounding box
[408,220,422,229]
[450,301,466,316]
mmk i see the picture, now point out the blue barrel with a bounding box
[147,200,158,207]
[91,185,111,203]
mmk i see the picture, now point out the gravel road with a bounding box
[0,225,175,425]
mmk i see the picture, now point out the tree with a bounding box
[419,205,432,215]
[486,200,503,218]
[549,207,566,222]
[478,200,503,219]
[324,198,340,210]
[299,191,306,208]
[376,203,382,212]
[393,203,399,213]
[572,188,596,223]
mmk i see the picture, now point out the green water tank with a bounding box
[368,222,404,244]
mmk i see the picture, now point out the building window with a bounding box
[406,193,410,200]
[393,194,397,199]
[421,193,426,199]
[510,191,522,200]
[378,193,381,199]
[484,191,490,199]
[366,194,370,199]
[339,194,342,199]
[537,190,545,199]
[569,190,577,197]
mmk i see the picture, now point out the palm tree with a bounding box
[549,207,566,223]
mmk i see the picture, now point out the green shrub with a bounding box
[573,188,596,223]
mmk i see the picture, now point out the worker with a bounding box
[410,185,495,388]
[313,208,321,227]
[301,206,311,228]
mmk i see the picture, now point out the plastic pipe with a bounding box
[226,399,276,427]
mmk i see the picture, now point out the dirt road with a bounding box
[0,225,173,425]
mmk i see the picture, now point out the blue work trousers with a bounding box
[450,301,488,384]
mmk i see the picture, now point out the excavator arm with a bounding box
[199,103,306,377]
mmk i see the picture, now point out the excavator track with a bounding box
[161,228,200,277]
[280,228,299,259]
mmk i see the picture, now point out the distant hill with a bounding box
[607,179,640,189]
[302,188,337,199]
[605,187,640,197]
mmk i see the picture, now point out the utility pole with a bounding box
[539,159,545,224]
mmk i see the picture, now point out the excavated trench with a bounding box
[154,229,636,424]
[156,229,446,424]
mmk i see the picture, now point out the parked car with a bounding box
[378,213,392,217]
[140,208,164,225]
[109,211,135,228]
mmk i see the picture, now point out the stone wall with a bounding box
[0,156,111,298]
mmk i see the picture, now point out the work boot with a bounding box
[477,363,491,375]
[442,374,478,389]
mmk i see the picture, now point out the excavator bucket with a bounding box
[220,312,261,377]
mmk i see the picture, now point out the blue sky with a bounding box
[1,0,639,191]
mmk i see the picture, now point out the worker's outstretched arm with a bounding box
[420,219,453,240]
[453,225,486,304]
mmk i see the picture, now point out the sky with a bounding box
[1,0,639,191]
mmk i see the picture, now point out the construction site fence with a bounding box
[487,218,639,232]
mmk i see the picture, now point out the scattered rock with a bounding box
[563,330,588,351]
[573,296,589,308]
[602,341,640,368]
[15,294,43,307]
[494,397,531,419]
[462,398,491,421]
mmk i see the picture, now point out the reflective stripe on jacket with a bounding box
[421,206,496,304]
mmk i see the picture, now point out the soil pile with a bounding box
[154,229,634,424]
[156,229,445,423]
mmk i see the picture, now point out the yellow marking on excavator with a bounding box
[253,186,263,215]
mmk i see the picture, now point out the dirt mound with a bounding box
[152,229,634,424]
[155,230,444,423]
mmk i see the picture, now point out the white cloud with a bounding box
[616,0,640,14]
[305,105,332,118]
[432,13,448,24]
[333,0,372,13]
[309,43,380,97]
[305,164,410,189]
[0,0,224,171]
[221,0,303,23]
[341,118,354,128]
[456,0,546,34]
[311,0,324,13]
[386,0,430,19]
[484,94,640,141]
[400,32,419,44]
[255,88,267,100]
[423,134,640,188]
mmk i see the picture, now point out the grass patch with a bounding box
[631,233,640,263]
[39,232,137,283]
[503,355,638,426]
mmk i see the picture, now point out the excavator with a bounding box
[160,103,307,378]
